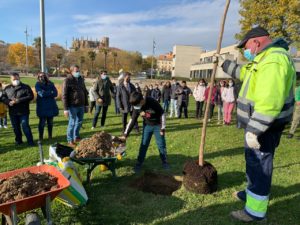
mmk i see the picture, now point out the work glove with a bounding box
[212,53,225,66]
[245,132,261,150]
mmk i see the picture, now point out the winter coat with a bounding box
[89,87,96,102]
[204,86,218,105]
[216,86,225,105]
[170,83,178,99]
[1,82,34,116]
[143,88,151,98]
[0,90,7,118]
[35,81,59,118]
[162,86,171,102]
[93,77,114,106]
[193,85,206,102]
[151,88,161,102]
[176,86,192,106]
[221,86,236,103]
[117,82,136,113]
[62,74,88,110]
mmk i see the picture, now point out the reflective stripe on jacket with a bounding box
[222,46,296,136]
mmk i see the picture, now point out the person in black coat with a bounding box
[162,81,171,114]
[35,72,59,140]
[117,72,139,133]
[151,84,162,103]
[1,73,34,145]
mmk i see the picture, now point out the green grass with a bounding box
[0,99,299,225]
[0,75,63,86]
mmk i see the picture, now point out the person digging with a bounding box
[121,91,169,173]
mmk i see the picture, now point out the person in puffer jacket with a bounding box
[193,79,207,119]
[221,79,236,125]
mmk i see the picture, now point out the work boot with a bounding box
[287,133,294,139]
[230,210,266,223]
[232,190,246,202]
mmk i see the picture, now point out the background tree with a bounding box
[101,47,110,70]
[56,53,63,76]
[33,37,41,68]
[237,0,300,48]
[88,51,96,77]
[79,56,85,69]
[7,43,35,68]
[112,51,118,72]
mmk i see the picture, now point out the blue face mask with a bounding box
[243,49,256,61]
[73,72,80,78]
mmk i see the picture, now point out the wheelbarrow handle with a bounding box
[38,141,44,165]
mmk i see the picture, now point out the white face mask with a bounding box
[12,80,20,86]
[133,105,141,110]
[101,74,107,80]
[229,83,233,87]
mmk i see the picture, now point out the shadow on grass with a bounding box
[152,184,300,225]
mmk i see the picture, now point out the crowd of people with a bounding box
[0,26,299,223]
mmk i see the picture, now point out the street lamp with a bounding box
[40,0,46,72]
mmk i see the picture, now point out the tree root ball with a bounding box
[182,160,218,194]
[130,171,182,196]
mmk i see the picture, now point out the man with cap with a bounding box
[216,26,296,222]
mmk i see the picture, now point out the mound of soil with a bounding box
[0,172,58,204]
[75,131,125,159]
[130,171,182,196]
[182,160,218,194]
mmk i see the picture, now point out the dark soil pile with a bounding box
[0,172,58,204]
[75,132,125,158]
[130,171,182,196]
[183,160,218,194]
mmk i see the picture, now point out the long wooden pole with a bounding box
[198,0,231,166]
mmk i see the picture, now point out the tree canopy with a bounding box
[237,0,300,48]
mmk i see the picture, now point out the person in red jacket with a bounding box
[204,80,218,122]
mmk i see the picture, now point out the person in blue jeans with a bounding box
[1,73,34,145]
[62,65,88,147]
[122,91,169,173]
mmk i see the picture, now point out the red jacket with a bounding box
[204,86,217,105]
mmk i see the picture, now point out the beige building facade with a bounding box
[172,45,204,78]
[190,44,246,79]
[157,52,173,72]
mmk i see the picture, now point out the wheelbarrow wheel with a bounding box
[25,213,41,225]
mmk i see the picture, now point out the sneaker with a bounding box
[287,133,294,139]
[232,191,246,202]
[91,127,95,130]
[230,210,266,223]
[4,125,7,129]
[162,162,170,170]
[133,163,142,173]
[75,138,81,143]
[68,142,76,148]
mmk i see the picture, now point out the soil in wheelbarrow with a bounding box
[182,160,218,194]
[0,172,58,204]
[130,171,182,196]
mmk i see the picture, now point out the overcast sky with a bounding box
[0,0,241,55]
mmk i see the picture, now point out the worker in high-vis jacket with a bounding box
[216,26,296,222]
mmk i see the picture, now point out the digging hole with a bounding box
[183,160,218,194]
[130,171,182,196]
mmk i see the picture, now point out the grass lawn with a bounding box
[0,75,63,87]
[0,99,299,225]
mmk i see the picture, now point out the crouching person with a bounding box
[122,91,169,173]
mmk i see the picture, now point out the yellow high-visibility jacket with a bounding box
[222,39,296,135]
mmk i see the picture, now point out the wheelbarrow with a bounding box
[70,147,126,184]
[0,165,70,225]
